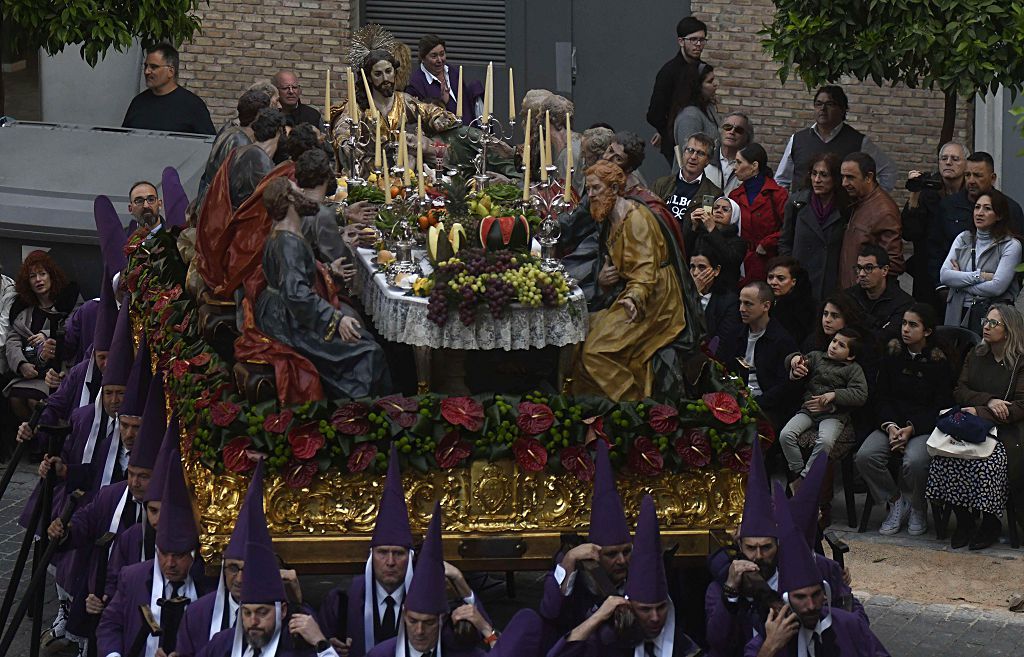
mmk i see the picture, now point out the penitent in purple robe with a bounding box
[63,299,99,367]
[742,607,888,657]
[105,520,154,600]
[197,617,319,657]
[176,588,235,657]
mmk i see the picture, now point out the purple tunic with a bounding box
[97,558,212,657]
[546,622,700,657]
[405,66,483,125]
[196,606,320,657]
[742,607,889,657]
[63,299,99,366]
[106,521,154,600]
[33,352,96,452]
[366,636,484,657]
[538,564,607,636]
[177,588,233,657]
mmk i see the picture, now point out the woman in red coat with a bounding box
[729,143,789,287]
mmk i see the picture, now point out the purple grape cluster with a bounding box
[485,277,517,318]
[539,282,560,307]
[427,287,449,325]
[457,284,478,325]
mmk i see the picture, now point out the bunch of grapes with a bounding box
[427,286,450,325]
[483,277,516,318]
[457,283,478,325]
[392,433,435,455]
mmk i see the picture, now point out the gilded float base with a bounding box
[184,456,745,572]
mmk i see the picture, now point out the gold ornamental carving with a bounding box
[183,451,745,567]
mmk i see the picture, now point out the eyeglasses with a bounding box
[142,63,170,71]
[852,264,882,274]
[681,37,709,44]
[132,195,159,206]
[684,146,709,158]
[980,318,1005,328]
[813,100,840,110]
[224,563,244,576]
[277,85,300,91]
[722,123,746,136]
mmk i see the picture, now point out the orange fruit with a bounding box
[418,216,430,230]
[391,186,401,199]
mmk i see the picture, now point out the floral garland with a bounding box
[126,228,766,489]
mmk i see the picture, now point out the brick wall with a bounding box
[696,0,973,203]
[176,0,354,126]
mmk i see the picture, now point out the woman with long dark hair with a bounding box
[672,65,720,159]
[766,255,816,345]
[689,249,742,360]
[729,143,788,287]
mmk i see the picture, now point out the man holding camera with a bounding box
[901,142,968,309]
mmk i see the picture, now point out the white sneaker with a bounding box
[908,507,928,536]
[879,496,910,535]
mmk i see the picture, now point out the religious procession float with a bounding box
[128,26,763,572]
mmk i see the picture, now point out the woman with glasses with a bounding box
[728,142,789,287]
[927,304,1024,549]
[672,65,720,162]
[779,152,849,300]
[939,190,1022,332]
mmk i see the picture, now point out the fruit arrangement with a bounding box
[426,248,570,326]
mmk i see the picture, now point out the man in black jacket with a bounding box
[726,281,799,431]
[844,244,914,343]
[646,16,708,164]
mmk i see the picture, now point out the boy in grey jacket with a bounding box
[779,327,869,486]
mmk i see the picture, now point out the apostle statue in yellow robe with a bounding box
[572,160,688,401]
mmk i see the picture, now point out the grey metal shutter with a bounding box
[362,0,507,66]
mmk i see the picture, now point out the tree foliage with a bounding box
[2,0,205,66]
[760,0,1024,100]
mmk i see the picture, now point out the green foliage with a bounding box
[760,0,1024,99]
[2,0,205,66]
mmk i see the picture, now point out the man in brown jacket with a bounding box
[838,151,903,288]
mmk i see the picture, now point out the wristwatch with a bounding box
[315,639,331,653]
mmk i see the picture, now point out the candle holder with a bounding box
[530,170,577,286]
[339,116,372,186]
[456,115,516,190]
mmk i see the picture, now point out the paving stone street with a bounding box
[1,460,1022,656]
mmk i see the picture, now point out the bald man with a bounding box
[273,70,323,126]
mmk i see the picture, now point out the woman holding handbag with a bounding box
[926,304,1024,550]
[939,190,1022,332]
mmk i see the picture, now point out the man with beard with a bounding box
[331,48,458,174]
[547,496,701,657]
[227,108,286,209]
[127,181,164,230]
[540,439,633,641]
[928,150,1024,295]
[744,484,888,657]
[571,160,686,401]
[704,446,863,657]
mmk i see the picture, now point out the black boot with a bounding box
[950,505,975,549]
[969,512,1002,550]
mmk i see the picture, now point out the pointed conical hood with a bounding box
[789,453,828,549]
[588,439,630,546]
[371,446,413,548]
[128,372,165,469]
[156,448,200,553]
[240,459,286,604]
[102,301,134,386]
[119,336,152,417]
[94,195,127,274]
[93,268,117,353]
[224,459,266,560]
[161,166,188,229]
[404,501,447,615]
[772,483,822,594]
[144,416,178,503]
[738,439,777,538]
[623,495,668,604]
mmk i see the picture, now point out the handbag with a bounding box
[935,407,996,444]
[927,408,998,459]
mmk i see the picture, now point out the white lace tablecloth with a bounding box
[352,247,588,350]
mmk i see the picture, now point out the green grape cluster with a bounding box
[244,412,266,437]
[365,412,392,441]
[394,433,436,455]
[609,409,630,429]
[417,396,435,417]
[708,428,730,452]
[315,418,338,440]
[522,391,549,405]
[493,394,514,414]
[477,419,518,447]
[268,439,291,467]
[684,399,709,414]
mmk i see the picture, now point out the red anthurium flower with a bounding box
[223,437,255,473]
[288,422,325,460]
[170,359,190,379]
[263,410,294,434]
[516,402,555,435]
[513,436,548,472]
[331,402,372,436]
[348,443,378,473]
[628,437,664,476]
[376,395,420,428]
[173,311,192,334]
[435,431,472,469]
[282,459,318,489]
[648,404,680,434]
[188,353,212,367]
[756,417,776,443]
[674,429,712,468]
[702,392,742,424]
[560,445,596,482]
[211,401,241,427]
[582,416,607,444]
[440,397,484,432]
[720,446,753,473]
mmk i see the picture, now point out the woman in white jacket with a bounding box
[940,190,1022,330]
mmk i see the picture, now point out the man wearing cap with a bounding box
[47,370,165,654]
[539,439,633,634]
[547,495,701,657]
[97,449,212,657]
[745,485,888,657]
[319,447,483,657]
[704,446,863,657]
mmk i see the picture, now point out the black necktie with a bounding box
[645,641,656,657]
[119,497,139,529]
[169,581,183,598]
[812,633,822,656]
[380,595,397,640]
